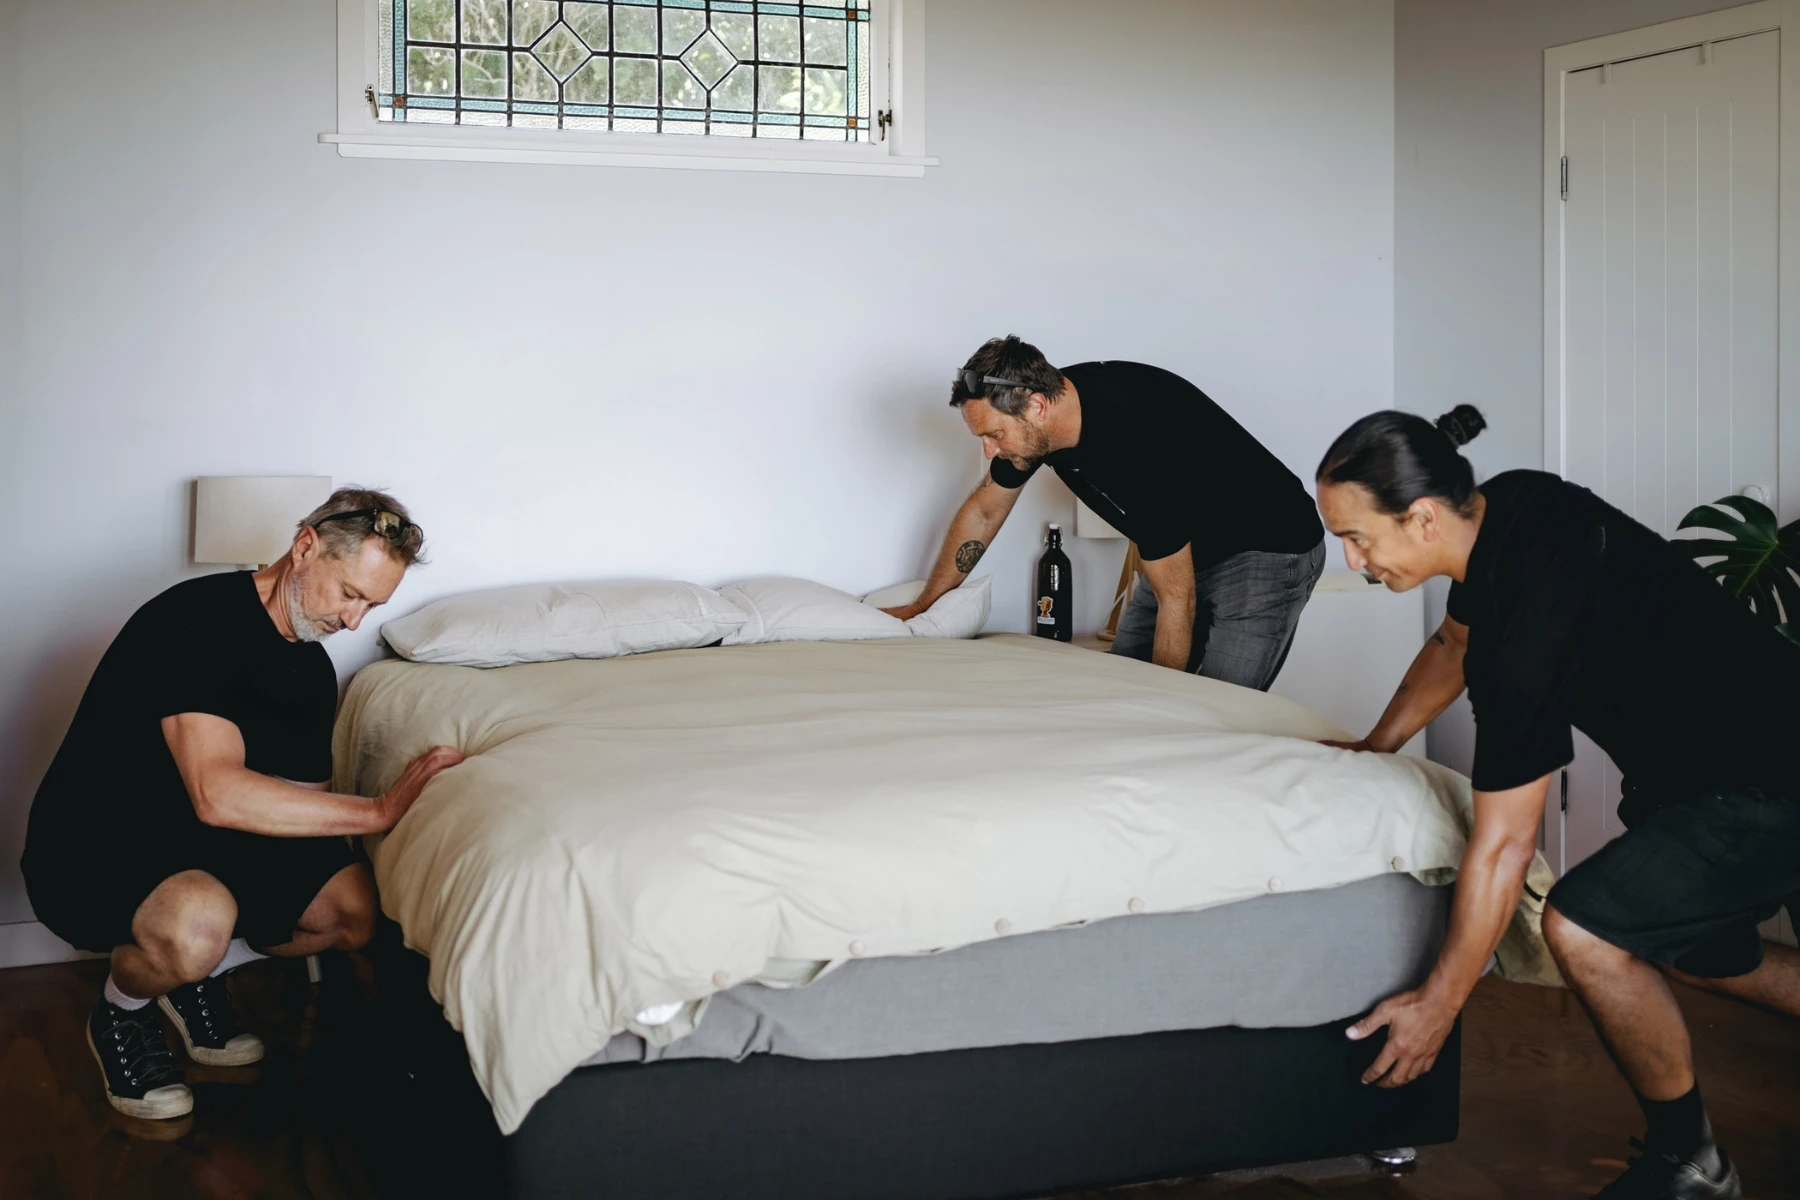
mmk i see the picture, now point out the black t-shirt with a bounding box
[988,361,1323,568]
[26,571,337,846]
[1447,470,1800,796]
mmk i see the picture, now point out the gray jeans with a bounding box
[1110,541,1326,691]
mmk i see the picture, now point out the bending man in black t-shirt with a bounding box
[1313,408,1800,1200]
[883,335,1326,689]
[21,487,462,1121]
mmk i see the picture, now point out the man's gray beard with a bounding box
[286,572,325,643]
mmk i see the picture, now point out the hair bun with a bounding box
[1434,404,1487,448]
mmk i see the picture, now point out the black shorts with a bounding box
[24,820,359,954]
[1546,784,1800,978]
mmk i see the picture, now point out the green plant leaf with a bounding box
[1674,495,1800,629]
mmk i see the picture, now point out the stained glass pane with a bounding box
[565,57,610,104]
[804,67,845,116]
[662,10,705,56]
[712,64,753,112]
[462,49,507,97]
[409,46,455,94]
[408,0,454,43]
[802,17,846,67]
[379,0,395,93]
[682,32,734,90]
[461,0,507,45]
[377,0,871,138]
[711,13,753,59]
[511,51,557,101]
[565,2,609,52]
[613,6,657,54]
[512,0,555,46]
[533,24,589,80]
[758,16,800,63]
[662,61,705,109]
[758,66,801,113]
[613,57,657,106]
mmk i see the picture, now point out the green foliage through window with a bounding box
[376,0,873,140]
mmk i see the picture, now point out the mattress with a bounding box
[336,633,1556,1133]
[582,871,1449,1067]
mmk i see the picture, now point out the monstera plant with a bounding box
[1676,494,1800,645]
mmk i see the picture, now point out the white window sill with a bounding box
[319,129,937,177]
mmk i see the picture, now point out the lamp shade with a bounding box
[194,476,332,566]
[1073,498,1124,539]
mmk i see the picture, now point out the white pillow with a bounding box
[863,577,992,639]
[381,579,747,667]
[721,578,911,646]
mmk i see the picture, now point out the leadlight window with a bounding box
[376,0,874,141]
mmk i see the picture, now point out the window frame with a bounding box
[322,0,934,176]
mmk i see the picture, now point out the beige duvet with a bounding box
[334,634,1555,1134]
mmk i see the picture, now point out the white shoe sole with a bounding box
[86,1024,193,1119]
[158,995,265,1066]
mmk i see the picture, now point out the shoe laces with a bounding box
[104,1007,183,1089]
[170,975,244,1044]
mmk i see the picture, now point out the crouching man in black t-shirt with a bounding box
[21,487,462,1121]
[1314,409,1799,1200]
[884,335,1326,689]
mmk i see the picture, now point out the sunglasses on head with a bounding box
[956,368,1031,398]
[312,508,421,545]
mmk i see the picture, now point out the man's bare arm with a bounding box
[882,475,1023,620]
[163,712,463,837]
[1349,774,1549,1086]
[1139,546,1197,671]
[1324,614,1469,752]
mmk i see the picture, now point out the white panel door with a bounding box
[1556,31,1779,874]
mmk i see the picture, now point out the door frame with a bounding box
[1542,0,1799,525]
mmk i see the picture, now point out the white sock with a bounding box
[103,974,152,1011]
[208,938,270,978]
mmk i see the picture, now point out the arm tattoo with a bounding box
[1394,682,1411,697]
[954,540,986,574]
[1430,633,1447,647]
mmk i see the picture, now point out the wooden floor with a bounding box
[2,956,1797,1199]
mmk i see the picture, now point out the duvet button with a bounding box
[1128,897,1145,914]
[848,940,866,957]
[711,970,728,989]
[994,918,1012,934]
[1391,856,1407,872]
[1267,877,1283,892]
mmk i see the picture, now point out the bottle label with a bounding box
[1036,596,1055,625]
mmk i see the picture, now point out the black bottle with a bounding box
[1034,523,1072,642]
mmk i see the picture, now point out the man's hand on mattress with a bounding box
[1345,986,1456,1089]
[376,745,466,829]
[1320,738,1375,753]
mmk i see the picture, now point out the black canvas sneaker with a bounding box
[1592,1138,1742,1199]
[86,997,192,1119]
[158,974,265,1066]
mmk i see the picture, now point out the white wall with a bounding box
[1394,0,1747,773]
[0,0,1395,933]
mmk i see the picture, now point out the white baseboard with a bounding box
[0,921,105,969]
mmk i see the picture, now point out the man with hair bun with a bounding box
[1314,409,1800,1200]
[21,486,463,1121]
[887,335,1327,688]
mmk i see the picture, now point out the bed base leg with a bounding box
[1371,1146,1418,1167]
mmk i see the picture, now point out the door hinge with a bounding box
[1560,156,1569,201]
[1560,770,1569,813]
[877,109,893,141]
